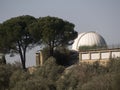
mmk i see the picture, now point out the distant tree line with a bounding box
[79,45,107,51]
[0,15,78,70]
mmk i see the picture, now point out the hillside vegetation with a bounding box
[0,57,120,90]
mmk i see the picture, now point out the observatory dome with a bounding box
[72,31,107,51]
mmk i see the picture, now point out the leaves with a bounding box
[30,16,78,56]
[0,15,37,69]
[0,15,78,68]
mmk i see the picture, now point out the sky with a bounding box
[0,0,120,67]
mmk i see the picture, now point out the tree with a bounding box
[28,20,42,44]
[30,16,78,56]
[0,23,11,64]
[0,63,19,90]
[1,15,36,69]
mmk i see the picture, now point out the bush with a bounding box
[11,78,55,90]
[11,57,65,90]
[81,74,113,90]
[34,57,65,81]
[1,55,120,90]
[112,73,120,90]
[57,61,111,90]
[54,47,78,66]
[0,64,11,89]
[107,58,120,73]
[9,69,30,89]
[0,63,21,90]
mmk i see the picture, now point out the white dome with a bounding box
[72,31,107,51]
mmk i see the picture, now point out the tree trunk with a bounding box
[50,47,54,56]
[21,59,26,70]
[3,55,6,64]
[19,49,26,70]
[18,42,26,70]
[23,47,26,70]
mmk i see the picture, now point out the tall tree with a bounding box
[0,23,12,53]
[28,20,42,45]
[31,16,78,56]
[1,15,36,69]
[0,23,12,64]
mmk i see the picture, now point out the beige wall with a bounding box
[112,51,120,58]
[82,53,89,60]
[91,53,100,60]
[36,51,44,66]
[79,48,120,62]
[101,52,110,59]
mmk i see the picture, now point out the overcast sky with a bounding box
[0,0,120,66]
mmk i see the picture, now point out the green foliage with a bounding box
[40,16,77,45]
[112,73,120,90]
[54,47,72,66]
[0,15,78,69]
[0,24,11,53]
[57,66,80,90]
[0,63,21,90]
[41,47,76,66]
[57,59,120,90]
[107,58,120,73]
[28,19,42,43]
[79,45,107,51]
[0,64,11,89]
[57,62,107,90]
[10,69,31,89]
[1,15,37,69]
[2,15,36,46]
[0,55,6,64]
[30,16,78,56]
[34,57,65,81]
[0,57,120,90]
[10,57,64,90]
[81,74,113,90]
[11,78,54,90]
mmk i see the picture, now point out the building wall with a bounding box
[36,51,44,66]
[79,48,120,64]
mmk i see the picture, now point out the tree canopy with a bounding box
[30,16,78,56]
[0,15,37,69]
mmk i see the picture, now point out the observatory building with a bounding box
[72,31,107,51]
[72,31,120,65]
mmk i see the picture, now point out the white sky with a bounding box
[0,0,120,67]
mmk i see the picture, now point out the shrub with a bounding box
[81,74,113,90]
[11,57,64,90]
[0,63,20,90]
[9,69,30,89]
[107,58,120,73]
[111,73,120,90]
[11,78,54,90]
[34,57,65,81]
[54,47,78,66]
